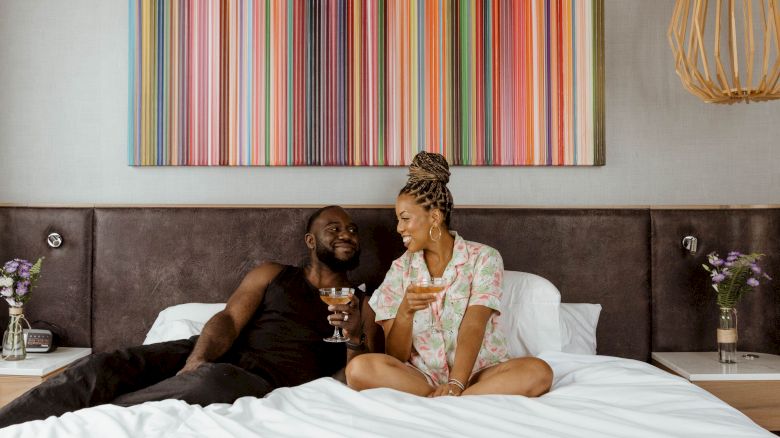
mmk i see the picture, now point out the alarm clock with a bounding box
[23,329,57,353]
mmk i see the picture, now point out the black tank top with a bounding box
[228,265,346,386]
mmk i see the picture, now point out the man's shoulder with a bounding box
[245,262,289,285]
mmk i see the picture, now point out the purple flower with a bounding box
[724,261,734,268]
[728,251,742,257]
[0,287,12,297]
[3,260,19,274]
[711,258,725,267]
[15,282,28,296]
[726,255,738,262]
[712,273,726,283]
[750,264,762,274]
[747,278,759,287]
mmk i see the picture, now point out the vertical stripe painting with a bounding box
[129,0,604,166]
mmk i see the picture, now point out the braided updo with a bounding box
[399,151,454,227]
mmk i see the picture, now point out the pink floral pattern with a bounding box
[369,233,509,385]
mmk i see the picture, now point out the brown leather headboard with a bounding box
[2,206,778,361]
[451,209,652,360]
[90,208,405,353]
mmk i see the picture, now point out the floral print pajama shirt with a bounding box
[369,233,509,385]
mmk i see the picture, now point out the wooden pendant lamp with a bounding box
[668,0,780,103]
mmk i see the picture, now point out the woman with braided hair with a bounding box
[347,151,553,398]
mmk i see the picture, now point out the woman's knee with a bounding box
[522,357,553,396]
[346,353,392,390]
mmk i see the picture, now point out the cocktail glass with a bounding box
[319,287,355,343]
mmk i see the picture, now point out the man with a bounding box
[0,205,368,427]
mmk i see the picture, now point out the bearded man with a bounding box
[0,206,367,427]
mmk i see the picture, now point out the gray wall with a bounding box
[1,0,778,206]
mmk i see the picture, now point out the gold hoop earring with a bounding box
[429,224,442,242]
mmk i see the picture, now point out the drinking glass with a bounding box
[409,278,447,332]
[319,287,355,343]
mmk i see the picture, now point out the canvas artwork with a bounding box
[128,0,604,166]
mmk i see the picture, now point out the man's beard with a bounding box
[316,239,361,272]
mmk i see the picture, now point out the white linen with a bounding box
[143,303,225,345]
[2,352,770,438]
[559,303,601,355]
[499,271,562,357]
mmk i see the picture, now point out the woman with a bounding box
[346,152,553,397]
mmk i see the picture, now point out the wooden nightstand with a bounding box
[0,347,91,408]
[652,351,780,431]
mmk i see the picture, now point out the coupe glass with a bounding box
[319,287,355,343]
[410,278,447,331]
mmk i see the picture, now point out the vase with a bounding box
[717,307,738,364]
[2,306,28,361]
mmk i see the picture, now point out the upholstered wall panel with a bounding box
[91,207,651,359]
[651,209,780,354]
[452,209,651,360]
[0,207,92,347]
[91,207,405,352]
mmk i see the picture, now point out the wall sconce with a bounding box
[682,235,698,254]
[668,0,780,104]
[47,232,63,248]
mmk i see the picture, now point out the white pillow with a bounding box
[143,303,225,345]
[559,303,601,355]
[498,271,562,357]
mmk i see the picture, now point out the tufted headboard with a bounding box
[1,206,778,361]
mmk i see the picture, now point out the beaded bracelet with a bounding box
[447,378,466,392]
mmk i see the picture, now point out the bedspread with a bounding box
[0,352,770,437]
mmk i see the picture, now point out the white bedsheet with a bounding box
[0,352,771,438]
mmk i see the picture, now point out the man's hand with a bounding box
[328,295,362,341]
[177,358,206,375]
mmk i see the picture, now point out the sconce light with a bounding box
[682,235,698,254]
[668,0,780,104]
[47,232,63,248]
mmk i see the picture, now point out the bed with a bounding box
[1,352,771,437]
[0,206,778,436]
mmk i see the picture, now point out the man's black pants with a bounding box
[0,338,274,428]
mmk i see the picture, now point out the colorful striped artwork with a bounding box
[129,0,604,166]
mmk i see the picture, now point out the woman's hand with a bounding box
[428,382,463,397]
[401,285,437,316]
[328,295,362,340]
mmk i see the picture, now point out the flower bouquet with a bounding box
[1,258,44,308]
[1,258,43,360]
[702,251,771,363]
[702,251,771,308]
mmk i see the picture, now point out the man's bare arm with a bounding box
[178,262,284,374]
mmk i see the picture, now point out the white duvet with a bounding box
[0,352,771,438]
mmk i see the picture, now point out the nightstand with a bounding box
[0,347,91,408]
[652,351,780,431]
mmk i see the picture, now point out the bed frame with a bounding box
[1,206,778,361]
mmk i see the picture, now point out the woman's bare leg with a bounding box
[346,353,434,396]
[463,357,553,396]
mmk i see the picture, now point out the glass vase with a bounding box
[2,306,28,361]
[717,307,737,364]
